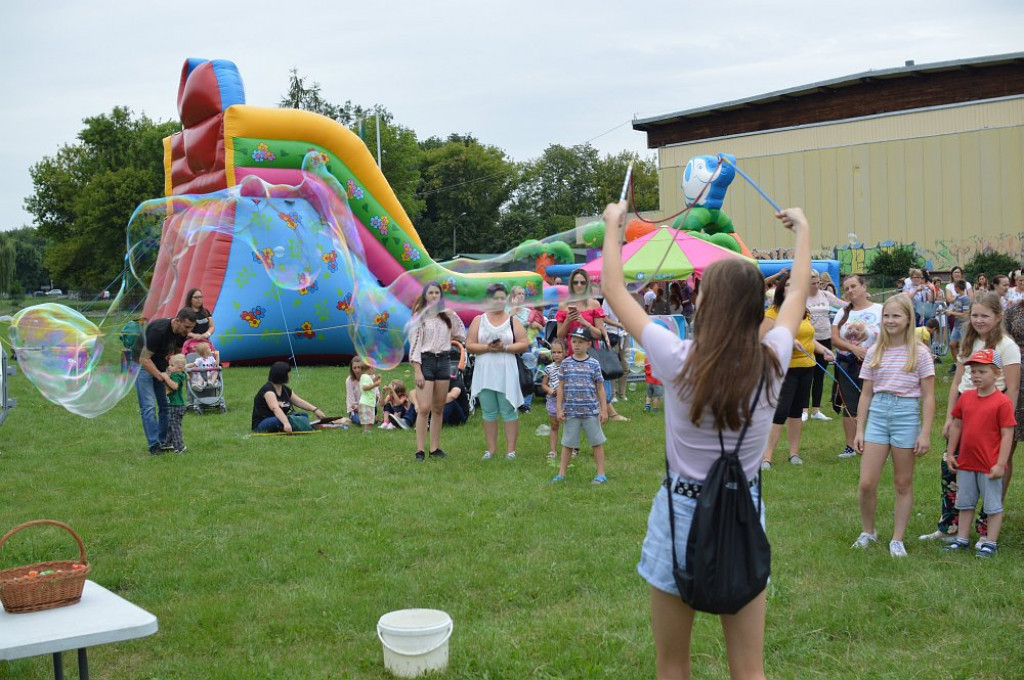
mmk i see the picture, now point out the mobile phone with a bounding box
[568,306,578,313]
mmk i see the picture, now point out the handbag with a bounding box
[590,332,625,380]
[507,317,534,397]
[668,376,769,614]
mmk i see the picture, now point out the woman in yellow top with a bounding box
[760,272,835,467]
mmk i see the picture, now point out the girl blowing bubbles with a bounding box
[852,295,935,557]
[602,198,812,679]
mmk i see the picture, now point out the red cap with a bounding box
[965,348,1002,367]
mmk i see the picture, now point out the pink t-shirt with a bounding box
[408,312,466,363]
[643,323,794,481]
[860,343,935,398]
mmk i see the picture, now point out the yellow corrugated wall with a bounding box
[652,98,1024,270]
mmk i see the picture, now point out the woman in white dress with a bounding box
[466,283,529,460]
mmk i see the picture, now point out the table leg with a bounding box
[51,651,63,680]
[78,648,89,680]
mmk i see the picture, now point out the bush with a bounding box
[867,246,923,288]
[963,251,1021,284]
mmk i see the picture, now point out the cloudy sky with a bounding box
[1,0,1021,231]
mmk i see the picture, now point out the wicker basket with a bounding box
[0,519,91,614]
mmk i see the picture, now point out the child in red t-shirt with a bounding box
[643,357,663,412]
[944,348,1017,557]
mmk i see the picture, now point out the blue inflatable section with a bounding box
[211,195,410,363]
[758,259,841,287]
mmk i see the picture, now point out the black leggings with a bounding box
[811,338,832,408]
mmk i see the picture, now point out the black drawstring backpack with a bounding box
[667,376,771,615]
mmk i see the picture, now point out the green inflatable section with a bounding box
[233,138,542,301]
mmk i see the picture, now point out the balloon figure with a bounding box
[681,153,736,210]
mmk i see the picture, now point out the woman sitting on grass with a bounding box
[251,362,326,433]
[602,198,811,680]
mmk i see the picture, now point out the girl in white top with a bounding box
[466,284,529,460]
[805,269,845,420]
[921,292,1022,540]
[831,277,884,458]
[408,281,466,460]
[944,266,973,303]
[852,295,935,557]
[601,199,812,680]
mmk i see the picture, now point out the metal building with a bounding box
[633,53,1024,272]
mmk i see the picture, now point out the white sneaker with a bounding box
[838,446,857,459]
[611,397,620,403]
[811,412,832,421]
[481,451,493,460]
[506,451,516,460]
[852,532,877,549]
[889,540,907,557]
[789,455,804,465]
[801,412,809,422]
[760,460,772,471]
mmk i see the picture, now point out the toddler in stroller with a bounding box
[185,342,226,414]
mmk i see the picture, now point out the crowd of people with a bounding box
[131,243,1023,679]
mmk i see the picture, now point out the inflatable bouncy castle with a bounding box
[141,59,542,364]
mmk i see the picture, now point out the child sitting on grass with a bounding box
[943,349,1016,558]
[381,379,411,430]
[541,340,566,459]
[359,360,382,434]
[162,353,188,454]
[553,327,609,485]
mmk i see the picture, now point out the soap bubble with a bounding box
[8,303,140,418]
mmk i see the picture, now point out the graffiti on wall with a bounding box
[752,233,1023,274]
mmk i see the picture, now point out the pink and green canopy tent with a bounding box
[582,227,755,283]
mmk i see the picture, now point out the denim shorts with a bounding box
[646,383,664,398]
[864,393,920,449]
[637,476,765,595]
[561,415,606,448]
[418,352,451,382]
[955,470,1003,515]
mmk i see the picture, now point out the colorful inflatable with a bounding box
[142,58,543,364]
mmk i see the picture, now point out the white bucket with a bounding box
[377,608,453,678]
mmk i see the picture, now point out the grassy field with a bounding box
[0,358,1021,679]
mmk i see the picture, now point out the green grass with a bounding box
[0,360,1021,679]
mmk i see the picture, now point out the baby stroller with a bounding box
[185,352,227,415]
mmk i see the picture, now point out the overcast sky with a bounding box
[1,0,1021,231]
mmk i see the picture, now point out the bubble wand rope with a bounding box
[795,344,861,395]
[716,154,782,213]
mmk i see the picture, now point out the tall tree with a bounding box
[415,134,516,258]
[25,107,177,290]
[594,152,659,212]
[3,227,50,293]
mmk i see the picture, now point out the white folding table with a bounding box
[0,580,158,679]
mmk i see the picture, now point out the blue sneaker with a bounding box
[551,474,565,484]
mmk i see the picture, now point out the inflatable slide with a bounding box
[141,58,542,364]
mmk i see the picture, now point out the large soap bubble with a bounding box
[8,303,140,418]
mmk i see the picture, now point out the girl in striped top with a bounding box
[852,294,935,557]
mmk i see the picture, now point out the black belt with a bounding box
[422,351,449,357]
[663,475,758,498]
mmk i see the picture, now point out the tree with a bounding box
[0,236,15,296]
[278,69,367,125]
[3,227,50,293]
[414,134,517,258]
[594,152,659,212]
[963,251,1020,284]
[867,246,923,288]
[25,107,178,290]
[359,110,425,224]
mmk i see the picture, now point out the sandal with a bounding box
[942,540,970,552]
[592,474,607,485]
[976,542,998,558]
[546,451,558,459]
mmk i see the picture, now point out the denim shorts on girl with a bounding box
[637,474,764,595]
[864,392,921,449]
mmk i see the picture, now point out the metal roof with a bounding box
[633,52,1024,130]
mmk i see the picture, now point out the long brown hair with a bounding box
[676,259,783,430]
[959,292,1004,359]
[412,281,451,329]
